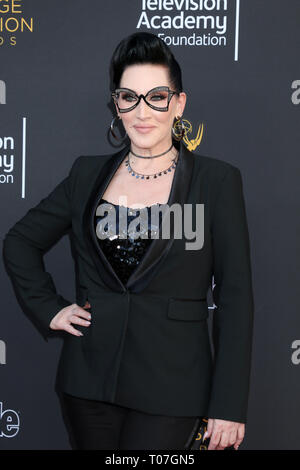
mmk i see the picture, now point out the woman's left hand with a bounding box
[204,418,245,450]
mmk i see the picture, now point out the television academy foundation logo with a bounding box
[0,131,14,184]
[137,0,241,60]
[179,118,204,151]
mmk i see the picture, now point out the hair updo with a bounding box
[110,32,183,94]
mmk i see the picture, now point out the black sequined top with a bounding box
[94,198,163,286]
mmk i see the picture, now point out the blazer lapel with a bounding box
[82,144,131,293]
[82,140,195,293]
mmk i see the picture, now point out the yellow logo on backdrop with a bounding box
[177,118,204,152]
[0,0,34,46]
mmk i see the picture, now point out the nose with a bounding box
[135,96,151,118]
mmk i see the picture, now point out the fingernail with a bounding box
[203,432,208,440]
[79,332,84,336]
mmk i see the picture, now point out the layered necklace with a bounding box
[125,143,179,180]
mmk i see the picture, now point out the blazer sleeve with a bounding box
[207,165,255,424]
[2,156,82,342]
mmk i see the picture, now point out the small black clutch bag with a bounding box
[184,416,236,450]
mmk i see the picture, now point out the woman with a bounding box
[2,32,254,450]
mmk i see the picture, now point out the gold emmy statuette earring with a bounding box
[172,115,186,141]
[110,115,128,142]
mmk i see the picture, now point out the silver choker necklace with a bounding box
[130,143,173,159]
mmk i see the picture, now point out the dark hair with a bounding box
[110,32,183,93]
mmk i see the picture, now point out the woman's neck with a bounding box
[128,141,178,173]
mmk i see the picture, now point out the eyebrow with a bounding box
[118,86,168,94]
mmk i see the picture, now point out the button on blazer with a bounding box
[2,140,254,423]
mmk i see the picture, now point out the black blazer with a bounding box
[2,140,254,423]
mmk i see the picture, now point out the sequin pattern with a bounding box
[94,198,163,285]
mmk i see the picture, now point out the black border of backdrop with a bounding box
[1,0,300,450]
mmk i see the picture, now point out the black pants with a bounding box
[60,392,200,450]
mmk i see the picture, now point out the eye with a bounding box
[121,92,137,102]
[150,94,165,101]
[147,90,169,102]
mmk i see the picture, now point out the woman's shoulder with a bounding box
[73,153,112,165]
[191,148,243,185]
[69,153,114,175]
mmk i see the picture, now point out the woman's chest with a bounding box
[101,166,175,208]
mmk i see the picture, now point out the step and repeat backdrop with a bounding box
[0,0,299,450]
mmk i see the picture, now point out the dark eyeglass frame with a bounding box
[111,86,180,113]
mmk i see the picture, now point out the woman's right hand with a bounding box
[49,301,92,336]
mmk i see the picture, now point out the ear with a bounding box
[176,92,187,116]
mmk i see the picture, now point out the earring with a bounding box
[110,115,128,142]
[172,115,186,141]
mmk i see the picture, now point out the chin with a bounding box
[130,136,159,148]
